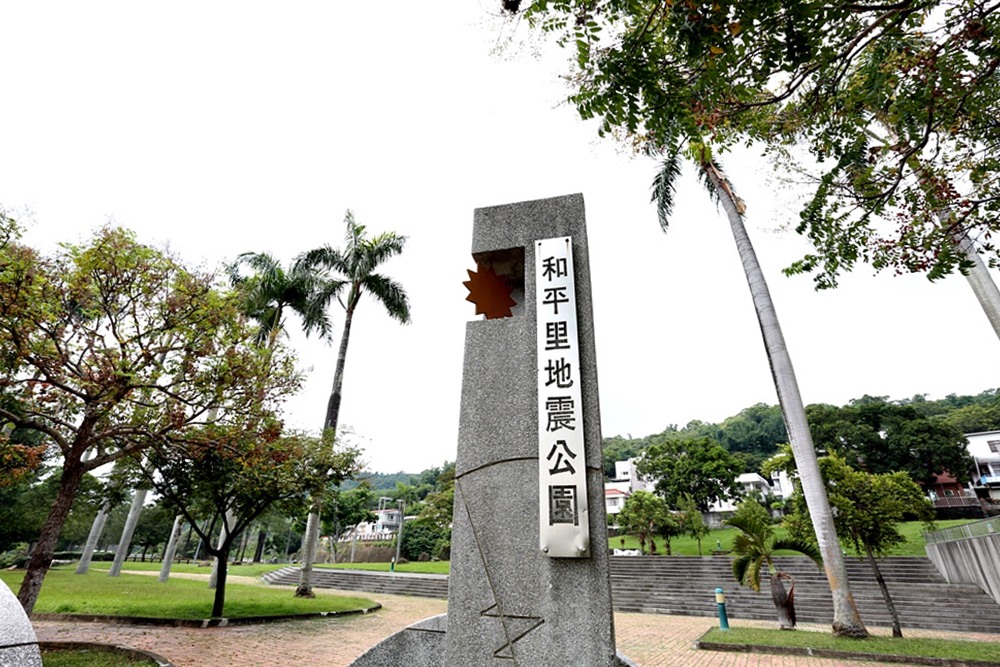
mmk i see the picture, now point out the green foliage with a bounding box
[324,483,377,537]
[727,498,822,593]
[227,251,334,348]
[616,490,678,555]
[400,518,450,561]
[806,398,972,485]
[638,436,742,512]
[0,224,304,611]
[786,454,935,559]
[676,493,709,555]
[602,436,645,478]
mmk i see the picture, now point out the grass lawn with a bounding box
[701,627,999,663]
[0,568,374,620]
[609,519,978,557]
[86,560,288,579]
[41,645,157,667]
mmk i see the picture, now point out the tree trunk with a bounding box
[299,303,356,596]
[323,303,355,432]
[211,541,231,619]
[76,502,110,575]
[296,505,321,598]
[703,160,868,638]
[17,460,86,613]
[864,544,903,637]
[953,230,1000,341]
[253,528,267,564]
[159,515,184,582]
[209,511,234,589]
[771,572,797,630]
[109,488,147,577]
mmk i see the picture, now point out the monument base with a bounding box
[347,614,638,667]
[0,581,42,667]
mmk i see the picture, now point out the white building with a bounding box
[967,430,1000,502]
[603,458,655,518]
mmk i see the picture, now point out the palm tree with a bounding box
[154,252,336,589]
[227,251,334,351]
[728,499,822,630]
[294,210,410,597]
[652,148,868,638]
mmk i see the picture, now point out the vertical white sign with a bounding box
[536,236,590,558]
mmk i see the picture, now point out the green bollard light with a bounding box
[715,587,730,631]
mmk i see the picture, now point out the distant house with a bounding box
[604,488,629,517]
[968,430,1000,499]
[343,499,404,542]
[603,458,654,525]
[603,458,791,528]
[703,472,785,528]
[926,430,1000,517]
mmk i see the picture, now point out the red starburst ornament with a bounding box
[464,263,516,319]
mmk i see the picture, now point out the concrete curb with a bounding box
[31,603,382,628]
[40,640,175,667]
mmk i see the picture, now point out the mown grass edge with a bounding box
[695,630,1000,667]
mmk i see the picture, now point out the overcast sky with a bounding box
[3,2,998,474]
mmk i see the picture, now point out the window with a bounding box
[988,440,1000,454]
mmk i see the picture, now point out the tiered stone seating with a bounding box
[262,556,1000,633]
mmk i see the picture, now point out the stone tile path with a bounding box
[32,581,999,667]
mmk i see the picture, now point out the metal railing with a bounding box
[924,516,1000,544]
[932,495,981,508]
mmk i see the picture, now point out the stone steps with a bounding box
[262,566,449,598]
[261,556,1000,633]
[609,556,1000,633]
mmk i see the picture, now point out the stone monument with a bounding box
[0,580,42,667]
[350,194,633,666]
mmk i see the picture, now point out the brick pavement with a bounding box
[32,582,999,667]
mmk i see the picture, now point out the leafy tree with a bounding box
[638,436,742,513]
[131,500,175,561]
[131,428,361,617]
[785,454,935,637]
[508,0,867,632]
[677,493,709,556]
[616,489,675,555]
[807,398,973,486]
[516,1,1000,334]
[400,518,450,562]
[728,499,823,631]
[717,404,787,472]
[0,226,282,613]
[602,435,647,478]
[940,396,1000,434]
[294,210,410,597]
[320,482,377,563]
[227,251,334,351]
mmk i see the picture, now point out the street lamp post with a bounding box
[394,499,404,571]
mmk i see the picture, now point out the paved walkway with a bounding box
[32,578,999,667]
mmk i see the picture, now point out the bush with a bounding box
[0,544,29,569]
[400,520,449,562]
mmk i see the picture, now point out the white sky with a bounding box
[2,2,998,474]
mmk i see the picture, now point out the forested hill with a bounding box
[343,462,455,502]
[602,388,1000,478]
